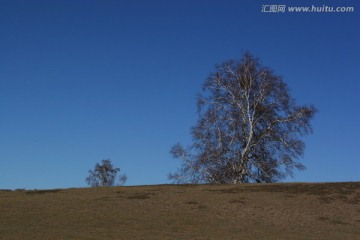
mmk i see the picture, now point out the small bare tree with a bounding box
[86,159,127,187]
[169,52,317,184]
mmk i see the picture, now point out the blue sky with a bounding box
[0,0,359,189]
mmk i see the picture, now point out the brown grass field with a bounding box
[1,182,359,239]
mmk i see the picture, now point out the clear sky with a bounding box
[1,0,359,189]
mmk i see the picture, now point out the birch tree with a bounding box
[169,53,317,184]
[86,159,127,187]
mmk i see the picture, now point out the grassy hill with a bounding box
[1,182,359,239]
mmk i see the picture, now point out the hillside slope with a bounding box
[1,182,359,239]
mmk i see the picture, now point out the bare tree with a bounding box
[86,159,127,187]
[169,52,317,184]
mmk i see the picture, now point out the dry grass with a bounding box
[1,182,359,239]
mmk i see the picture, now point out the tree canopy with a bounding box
[169,52,317,184]
[86,159,127,187]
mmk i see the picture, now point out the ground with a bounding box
[1,182,359,239]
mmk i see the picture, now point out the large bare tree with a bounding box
[169,53,317,184]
